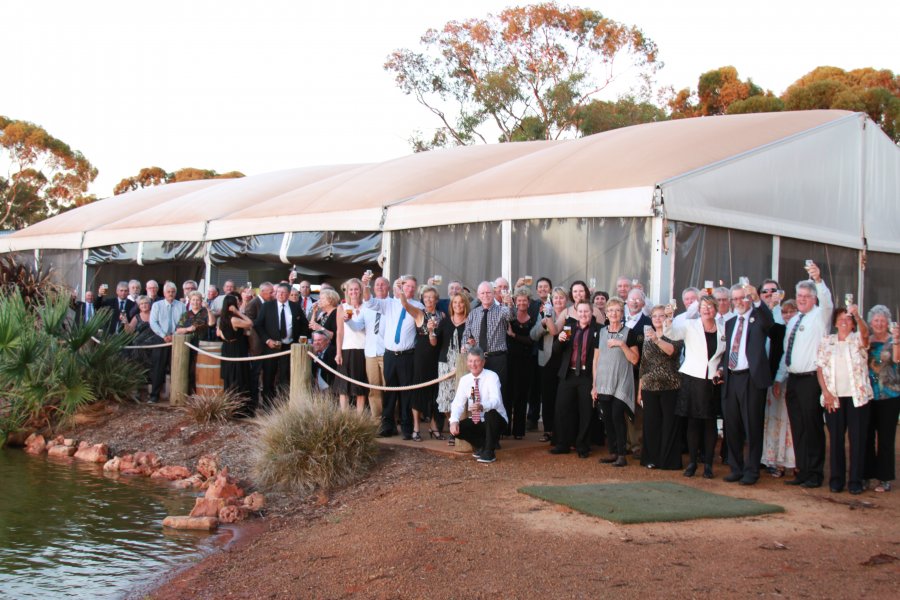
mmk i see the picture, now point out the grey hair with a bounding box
[146,279,159,289]
[259,281,274,291]
[729,284,746,293]
[468,346,486,360]
[627,287,646,302]
[478,280,495,292]
[795,280,817,296]
[682,286,701,297]
[714,286,730,296]
[128,279,141,287]
[163,281,177,292]
[867,304,893,324]
[116,281,128,290]
[183,279,198,288]
[551,286,568,299]
[513,286,531,299]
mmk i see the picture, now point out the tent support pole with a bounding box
[381,231,392,281]
[650,217,664,306]
[203,242,212,290]
[771,236,780,283]
[501,220,511,284]
[81,249,89,300]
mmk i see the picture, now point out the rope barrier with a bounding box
[184,341,290,361]
[306,351,457,391]
[91,336,173,350]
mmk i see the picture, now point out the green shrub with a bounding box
[0,289,145,446]
[251,391,378,495]
[180,388,245,425]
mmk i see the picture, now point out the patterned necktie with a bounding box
[279,304,287,339]
[471,377,481,424]
[394,308,406,345]
[374,312,381,335]
[785,313,805,367]
[479,308,489,351]
[728,316,744,370]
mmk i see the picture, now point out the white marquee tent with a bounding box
[3,110,898,309]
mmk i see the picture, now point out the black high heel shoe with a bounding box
[429,429,445,440]
[411,431,422,442]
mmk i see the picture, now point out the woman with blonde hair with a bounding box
[335,278,368,413]
[398,285,443,441]
[436,292,470,444]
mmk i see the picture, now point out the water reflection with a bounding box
[1,448,223,599]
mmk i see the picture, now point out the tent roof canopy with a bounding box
[4,110,896,252]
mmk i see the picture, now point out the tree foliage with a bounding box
[0,116,98,230]
[385,2,660,150]
[576,96,667,136]
[667,66,772,118]
[113,166,245,195]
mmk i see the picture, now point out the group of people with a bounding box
[72,263,899,493]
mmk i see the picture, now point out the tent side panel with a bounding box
[673,223,773,296]
[389,223,502,289]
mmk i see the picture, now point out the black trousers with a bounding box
[507,352,534,437]
[261,345,292,407]
[864,395,900,481]
[641,388,682,469]
[456,410,505,459]
[540,361,560,434]
[150,346,171,400]
[383,352,415,436]
[686,418,717,466]
[826,397,870,490]
[248,358,262,409]
[723,371,768,479]
[527,355,542,426]
[485,353,508,433]
[786,373,826,485]
[552,371,594,453]
[598,394,629,456]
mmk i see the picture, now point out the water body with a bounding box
[0,448,225,599]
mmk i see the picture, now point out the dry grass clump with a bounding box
[251,390,378,495]
[180,389,245,425]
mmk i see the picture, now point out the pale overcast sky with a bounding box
[3,0,897,196]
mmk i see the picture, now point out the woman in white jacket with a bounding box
[665,295,726,479]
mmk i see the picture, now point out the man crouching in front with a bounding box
[449,346,509,464]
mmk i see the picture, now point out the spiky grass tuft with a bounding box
[180,389,245,425]
[251,390,378,495]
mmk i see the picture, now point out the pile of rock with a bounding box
[21,435,265,531]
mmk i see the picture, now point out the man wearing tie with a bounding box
[254,282,311,406]
[310,330,337,393]
[360,276,389,420]
[362,272,422,439]
[148,282,186,403]
[449,347,508,463]
[774,262,834,488]
[719,283,774,485]
[463,282,512,421]
[75,291,96,324]
[95,281,136,335]
[298,280,316,320]
[713,287,734,329]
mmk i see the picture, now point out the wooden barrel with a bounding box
[195,341,224,397]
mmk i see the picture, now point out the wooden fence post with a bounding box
[170,333,190,405]
[290,342,311,405]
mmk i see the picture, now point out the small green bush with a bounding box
[251,391,378,495]
[181,388,245,425]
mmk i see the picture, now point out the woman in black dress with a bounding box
[436,292,470,443]
[309,288,340,343]
[507,286,537,438]
[175,291,215,395]
[399,285,443,441]
[218,294,254,411]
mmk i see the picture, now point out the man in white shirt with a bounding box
[362,272,423,439]
[713,286,734,328]
[449,347,508,464]
[774,262,833,488]
[359,276,389,420]
[209,280,235,316]
[148,281,187,403]
[615,276,632,302]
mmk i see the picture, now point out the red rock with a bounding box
[205,466,244,501]
[162,516,218,531]
[45,435,64,449]
[120,465,153,476]
[47,444,77,457]
[133,452,161,470]
[197,455,219,479]
[218,505,249,524]
[24,434,46,455]
[74,443,108,463]
[242,492,266,512]
[151,465,192,481]
[63,438,76,447]
[103,456,121,472]
[172,474,205,489]
[189,497,224,518]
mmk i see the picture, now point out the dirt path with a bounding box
[148,443,900,599]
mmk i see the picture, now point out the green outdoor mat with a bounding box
[519,481,784,524]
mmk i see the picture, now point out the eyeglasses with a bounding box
[760,288,777,294]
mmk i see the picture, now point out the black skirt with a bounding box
[333,348,368,396]
[676,373,720,420]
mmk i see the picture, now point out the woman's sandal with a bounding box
[411,431,422,442]
[447,434,455,446]
[874,481,892,493]
[539,433,552,442]
[429,429,445,441]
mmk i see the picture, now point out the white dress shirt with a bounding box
[727,313,750,371]
[360,306,385,358]
[276,301,293,344]
[624,309,643,330]
[716,310,734,329]
[364,296,423,352]
[776,281,833,381]
[449,368,508,424]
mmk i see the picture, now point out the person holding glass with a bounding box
[865,305,900,492]
[399,285,443,441]
[335,278,369,414]
[639,305,684,470]
[531,286,569,443]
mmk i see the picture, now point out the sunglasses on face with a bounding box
[761,288,777,294]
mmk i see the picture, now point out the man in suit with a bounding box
[147,282,186,403]
[74,291,96,325]
[310,330,337,393]
[95,281,136,335]
[254,282,310,406]
[624,287,652,457]
[242,282,273,409]
[719,282,774,485]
